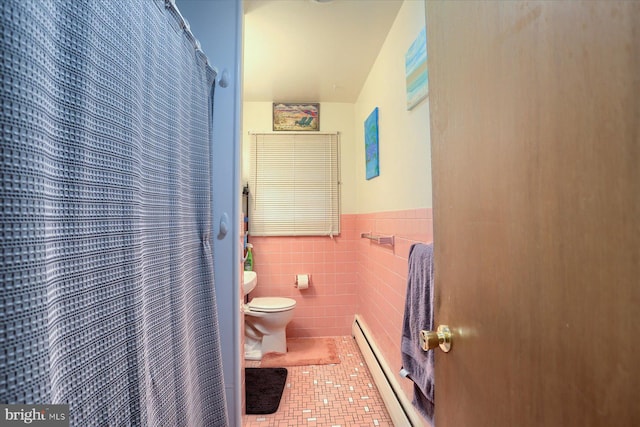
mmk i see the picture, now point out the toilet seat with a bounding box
[247,297,296,313]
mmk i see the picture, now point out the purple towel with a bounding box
[401,243,435,425]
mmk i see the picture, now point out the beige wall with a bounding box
[242,0,431,216]
[354,0,431,214]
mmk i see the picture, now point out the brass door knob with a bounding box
[420,325,452,353]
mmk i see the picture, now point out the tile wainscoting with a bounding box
[248,209,433,399]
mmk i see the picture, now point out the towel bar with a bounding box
[360,232,394,247]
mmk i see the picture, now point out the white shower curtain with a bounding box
[0,0,228,425]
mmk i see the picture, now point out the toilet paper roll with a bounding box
[295,274,309,290]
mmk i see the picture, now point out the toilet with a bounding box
[242,271,297,360]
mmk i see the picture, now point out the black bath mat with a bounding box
[245,367,288,414]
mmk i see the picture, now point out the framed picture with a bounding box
[273,103,320,131]
[364,107,379,180]
[405,27,428,110]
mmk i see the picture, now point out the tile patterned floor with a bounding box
[243,336,394,427]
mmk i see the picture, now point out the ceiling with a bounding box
[243,0,403,103]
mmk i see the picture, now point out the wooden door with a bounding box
[426,2,640,426]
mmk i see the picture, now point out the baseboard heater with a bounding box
[351,315,425,427]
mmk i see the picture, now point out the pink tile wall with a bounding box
[248,214,359,338]
[247,208,433,398]
[355,208,433,401]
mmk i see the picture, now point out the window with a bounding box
[249,132,340,236]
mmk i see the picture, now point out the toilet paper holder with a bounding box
[295,274,311,289]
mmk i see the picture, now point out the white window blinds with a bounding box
[249,132,340,236]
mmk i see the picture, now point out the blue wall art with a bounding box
[365,107,379,180]
[405,27,428,110]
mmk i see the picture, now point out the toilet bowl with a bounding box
[244,296,296,360]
